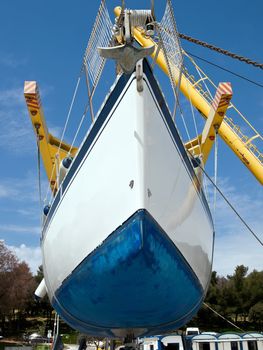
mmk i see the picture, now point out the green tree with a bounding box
[248,302,263,329]
[206,271,219,305]
[245,270,263,308]
[227,265,249,322]
[190,265,263,331]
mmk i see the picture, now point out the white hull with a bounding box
[41,61,214,337]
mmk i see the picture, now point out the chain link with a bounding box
[179,33,263,69]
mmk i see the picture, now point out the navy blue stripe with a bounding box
[141,61,212,222]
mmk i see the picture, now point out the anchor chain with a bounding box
[179,33,263,69]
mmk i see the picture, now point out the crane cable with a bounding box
[185,51,263,88]
[43,75,82,205]
[203,302,245,332]
[213,132,218,223]
[203,302,263,340]
[179,33,263,70]
[188,152,263,247]
[35,123,43,226]
[205,168,263,246]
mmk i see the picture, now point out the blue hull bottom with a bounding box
[52,209,204,337]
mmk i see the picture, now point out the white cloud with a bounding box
[0,87,24,107]
[0,85,60,155]
[8,243,42,275]
[213,230,263,277]
[0,108,35,154]
[16,208,35,216]
[0,174,39,203]
[0,184,18,198]
[49,125,63,138]
[0,84,50,155]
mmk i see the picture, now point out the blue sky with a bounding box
[0,0,262,276]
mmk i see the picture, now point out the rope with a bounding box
[43,75,82,204]
[68,104,89,155]
[35,125,43,223]
[193,156,263,246]
[183,50,263,146]
[183,66,202,155]
[185,51,263,88]
[213,132,218,222]
[44,0,112,203]
[191,56,214,101]
[130,10,152,28]
[44,158,56,204]
[204,302,263,340]
[203,302,245,332]
[179,33,263,69]
[50,75,81,198]
[57,76,81,154]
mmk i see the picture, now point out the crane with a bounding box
[113,6,263,185]
[24,6,263,190]
[24,81,78,193]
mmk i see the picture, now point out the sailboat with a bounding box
[25,0,262,341]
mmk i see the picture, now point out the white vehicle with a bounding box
[186,328,200,336]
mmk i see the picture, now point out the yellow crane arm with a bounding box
[24,81,78,193]
[113,6,263,185]
[186,82,233,164]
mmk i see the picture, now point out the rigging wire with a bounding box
[183,66,202,152]
[68,103,89,155]
[184,50,263,143]
[43,75,82,205]
[181,66,211,202]
[185,51,263,88]
[203,303,263,340]
[179,33,263,70]
[191,56,214,100]
[203,302,245,332]
[213,132,218,223]
[36,125,43,224]
[44,0,112,204]
[57,76,82,155]
[191,155,263,247]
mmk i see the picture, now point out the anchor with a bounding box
[98,4,155,74]
[98,44,154,74]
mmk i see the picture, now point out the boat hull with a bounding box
[53,209,203,337]
[42,60,214,337]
